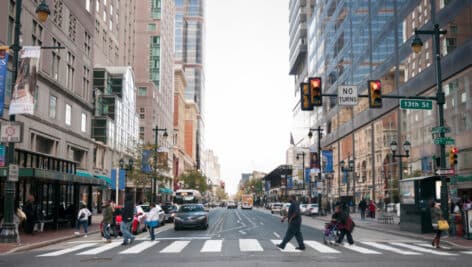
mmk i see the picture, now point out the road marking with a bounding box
[271,240,302,253]
[119,241,159,254]
[38,243,97,257]
[155,236,211,240]
[415,242,451,250]
[238,230,247,235]
[389,242,458,256]
[462,251,472,255]
[362,242,421,255]
[77,241,122,255]
[160,241,190,253]
[342,244,382,254]
[273,232,280,238]
[201,240,223,252]
[305,240,340,253]
[239,239,263,252]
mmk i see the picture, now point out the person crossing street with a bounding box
[102,200,114,243]
[120,198,135,246]
[277,195,305,250]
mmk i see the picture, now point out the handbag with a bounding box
[438,219,449,231]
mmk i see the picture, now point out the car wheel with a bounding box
[203,224,209,230]
[271,211,273,214]
[174,225,180,231]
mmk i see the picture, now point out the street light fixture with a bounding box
[0,0,51,243]
[152,125,168,203]
[390,140,411,158]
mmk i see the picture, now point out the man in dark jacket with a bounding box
[120,199,135,245]
[23,195,36,234]
[277,195,305,250]
[332,205,354,245]
[358,198,367,220]
[102,200,114,243]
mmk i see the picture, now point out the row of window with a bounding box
[48,95,87,133]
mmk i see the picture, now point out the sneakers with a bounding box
[276,244,285,250]
[105,240,112,243]
[130,237,135,244]
[74,232,80,236]
[83,234,88,238]
[295,246,306,250]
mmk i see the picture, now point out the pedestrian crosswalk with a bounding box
[36,239,472,258]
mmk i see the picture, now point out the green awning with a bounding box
[76,170,94,178]
[94,174,112,186]
[159,187,173,194]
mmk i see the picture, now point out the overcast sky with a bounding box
[205,0,293,196]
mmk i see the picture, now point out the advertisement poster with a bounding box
[141,149,152,174]
[158,147,169,169]
[9,46,40,115]
[400,180,415,204]
[0,48,9,116]
[322,150,334,173]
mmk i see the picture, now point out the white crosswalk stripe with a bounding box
[120,241,159,254]
[342,243,382,254]
[160,241,190,253]
[37,243,97,257]
[362,242,421,255]
[462,251,472,255]
[77,241,122,255]
[201,240,223,252]
[389,242,458,256]
[305,241,340,253]
[271,240,302,252]
[239,239,263,252]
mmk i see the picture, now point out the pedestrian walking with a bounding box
[146,203,160,241]
[276,195,305,250]
[431,202,447,248]
[75,203,92,237]
[358,198,367,220]
[102,200,114,243]
[22,195,36,234]
[120,198,135,245]
[332,205,355,245]
[368,200,376,219]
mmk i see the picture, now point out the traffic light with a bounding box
[449,147,458,168]
[309,77,322,107]
[300,82,312,111]
[368,80,382,108]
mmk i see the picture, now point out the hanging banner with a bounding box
[119,169,126,190]
[111,169,117,190]
[322,150,334,173]
[305,168,311,183]
[9,46,40,115]
[141,149,153,174]
[287,176,293,189]
[0,144,5,167]
[0,48,10,116]
[265,180,271,192]
[157,147,169,169]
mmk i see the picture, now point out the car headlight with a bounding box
[174,216,183,221]
[171,213,175,217]
[197,216,207,220]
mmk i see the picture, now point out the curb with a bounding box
[1,230,101,255]
[309,216,472,249]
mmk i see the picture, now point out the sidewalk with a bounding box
[312,211,472,249]
[0,214,102,255]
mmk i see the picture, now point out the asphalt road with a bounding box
[1,207,471,267]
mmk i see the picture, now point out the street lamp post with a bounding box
[0,0,50,243]
[308,127,323,205]
[119,158,134,202]
[412,23,448,220]
[340,156,355,212]
[390,140,411,204]
[152,125,168,203]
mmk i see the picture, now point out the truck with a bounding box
[241,194,253,209]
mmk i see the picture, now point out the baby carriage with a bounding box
[324,220,341,245]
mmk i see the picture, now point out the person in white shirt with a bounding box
[75,203,92,237]
[146,203,160,241]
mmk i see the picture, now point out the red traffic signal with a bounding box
[368,80,382,108]
[309,77,322,107]
[449,147,458,167]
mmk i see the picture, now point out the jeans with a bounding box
[280,223,304,248]
[337,229,354,244]
[149,225,155,241]
[103,223,111,240]
[120,221,134,243]
[360,209,366,220]
[76,220,88,234]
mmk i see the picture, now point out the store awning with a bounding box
[94,174,112,186]
[159,187,173,194]
[76,169,94,178]
[0,168,107,186]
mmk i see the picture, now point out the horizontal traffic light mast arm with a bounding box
[320,93,437,100]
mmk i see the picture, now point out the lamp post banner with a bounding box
[9,46,40,115]
[305,168,311,183]
[141,149,153,174]
[0,49,9,116]
[321,150,334,173]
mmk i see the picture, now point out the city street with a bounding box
[0,208,471,267]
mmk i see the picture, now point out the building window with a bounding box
[69,15,77,41]
[140,114,145,119]
[84,32,91,56]
[96,0,100,12]
[85,0,91,12]
[49,95,57,119]
[65,104,71,125]
[147,23,156,31]
[462,92,467,103]
[51,38,61,80]
[53,0,64,27]
[82,66,90,99]
[81,113,86,132]
[66,52,75,90]
[140,108,145,113]
[151,0,161,19]
[32,20,43,46]
[138,87,147,96]
[149,36,160,88]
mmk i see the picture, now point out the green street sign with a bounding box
[400,99,433,110]
[433,137,455,145]
[431,126,450,134]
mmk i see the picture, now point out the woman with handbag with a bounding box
[431,202,448,248]
[75,203,92,237]
[146,203,160,241]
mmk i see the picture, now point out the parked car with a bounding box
[270,203,283,214]
[305,203,320,216]
[227,201,237,209]
[280,203,291,216]
[174,204,209,230]
[162,203,179,223]
[265,203,272,209]
[132,204,165,234]
[300,204,308,214]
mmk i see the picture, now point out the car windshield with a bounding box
[162,205,176,212]
[179,205,204,213]
[139,205,151,212]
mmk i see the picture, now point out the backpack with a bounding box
[345,215,355,232]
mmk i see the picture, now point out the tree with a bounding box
[178,170,208,193]
[215,187,228,201]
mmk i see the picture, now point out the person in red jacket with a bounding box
[368,200,376,219]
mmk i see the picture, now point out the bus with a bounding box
[174,189,202,204]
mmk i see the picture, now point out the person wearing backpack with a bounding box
[75,203,92,237]
[332,205,355,245]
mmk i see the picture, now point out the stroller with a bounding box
[324,220,341,245]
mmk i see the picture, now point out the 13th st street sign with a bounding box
[400,99,433,110]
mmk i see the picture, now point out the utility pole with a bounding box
[152,125,167,203]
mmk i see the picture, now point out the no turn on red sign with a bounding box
[0,122,23,143]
